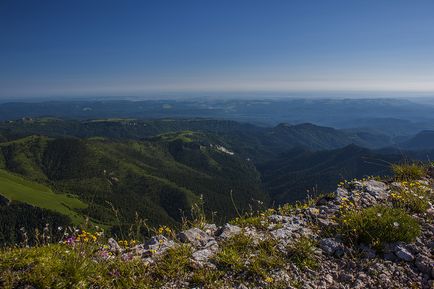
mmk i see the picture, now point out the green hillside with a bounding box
[0,131,267,233]
[0,169,87,224]
[259,145,400,203]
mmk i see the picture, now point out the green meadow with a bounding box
[0,169,87,224]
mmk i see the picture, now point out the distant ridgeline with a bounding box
[0,117,433,244]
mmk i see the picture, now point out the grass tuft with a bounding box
[287,236,318,269]
[339,205,421,249]
[391,163,426,181]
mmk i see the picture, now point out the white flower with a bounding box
[58,226,63,231]
[393,222,399,228]
[377,213,382,217]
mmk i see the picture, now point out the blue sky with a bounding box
[1,0,434,97]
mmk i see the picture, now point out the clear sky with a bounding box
[1,0,434,98]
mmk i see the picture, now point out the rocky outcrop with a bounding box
[69,176,434,288]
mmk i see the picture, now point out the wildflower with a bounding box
[393,222,400,228]
[377,213,382,217]
[57,226,63,231]
[264,277,274,283]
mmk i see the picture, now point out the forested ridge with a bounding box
[0,118,430,244]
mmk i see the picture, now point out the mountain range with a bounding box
[0,105,433,244]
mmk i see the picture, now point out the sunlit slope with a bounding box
[0,169,87,223]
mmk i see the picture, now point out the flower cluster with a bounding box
[76,230,98,243]
[62,229,103,245]
[339,197,355,211]
[118,240,137,248]
[157,225,172,236]
[389,181,431,213]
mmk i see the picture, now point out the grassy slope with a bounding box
[0,169,87,224]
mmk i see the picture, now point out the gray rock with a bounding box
[363,180,388,199]
[130,244,146,256]
[324,274,334,284]
[192,247,216,262]
[336,187,349,198]
[395,246,414,262]
[271,227,293,240]
[317,218,336,227]
[320,238,345,257]
[178,227,215,247]
[216,223,241,239]
[108,238,122,253]
[143,235,176,257]
[384,252,398,262]
[202,223,218,236]
[268,214,292,223]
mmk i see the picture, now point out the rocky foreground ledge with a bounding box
[1,172,434,289]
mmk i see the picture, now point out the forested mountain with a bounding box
[259,145,410,203]
[400,130,434,150]
[0,133,266,230]
[0,117,428,244]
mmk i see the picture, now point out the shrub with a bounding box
[339,205,421,249]
[391,163,426,181]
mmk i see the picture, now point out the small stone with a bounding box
[325,274,334,284]
[143,235,175,256]
[395,246,414,262]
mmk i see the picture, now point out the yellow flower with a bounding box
[264,277,274,283]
